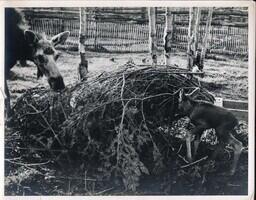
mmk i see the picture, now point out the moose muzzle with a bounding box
[48,76,65,91]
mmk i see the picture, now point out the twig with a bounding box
[116,73,129,165]
[19,105,49,118]
[95,187,114,195]
[180,156,208,169]
[5,159,49,176]
[68,179,71,194]
[228,183,241,187]
[5,146,51,152]
[177,144,183,154]
[5,157,21,161]
[25,99,63,146]
[177,154,190,164]
[58,95,67,120]
[5,159,50,167]
[84,170,88,191]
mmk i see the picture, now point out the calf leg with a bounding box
[185,133,193,162]
[211,141,224,161]
[193,134,201,160]
[186,125,207,162]
[216,124,243,175]
[227,133,243,175]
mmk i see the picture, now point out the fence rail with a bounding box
[26,9,248,55]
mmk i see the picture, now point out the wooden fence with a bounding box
[24,8,248,55]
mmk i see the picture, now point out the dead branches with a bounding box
[11,63,216,192]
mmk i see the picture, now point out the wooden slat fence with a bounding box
[26,9,248,55]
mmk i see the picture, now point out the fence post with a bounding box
[148,7,157,66]
[164,7,174,66]
[78,7,88,81]
[200,8,213,69]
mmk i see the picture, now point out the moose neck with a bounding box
[5,10,35,63]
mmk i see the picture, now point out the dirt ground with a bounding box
[5,51,248,195]
[8,51,248,105]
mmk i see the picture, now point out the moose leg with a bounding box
[4,78,11,120]
[227,133,243,175]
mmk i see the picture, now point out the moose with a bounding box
[5,8,70,118]
[178,88,243,175]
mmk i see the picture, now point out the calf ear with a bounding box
[186,87,200,99]
[51,31,70,46]
[24,30,39,44]
[179,88,184,102]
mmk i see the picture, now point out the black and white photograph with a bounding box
[1,1,255,198]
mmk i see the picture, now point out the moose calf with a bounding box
[178,88,243,175]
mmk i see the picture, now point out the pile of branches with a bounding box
[11,64,218,191]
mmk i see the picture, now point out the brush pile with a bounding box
[11,63,217,191]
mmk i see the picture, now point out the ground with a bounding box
[8,51,248,105]
[5,51,248,195]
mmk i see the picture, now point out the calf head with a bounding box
[178,88,200,115]
[24,30,70,91]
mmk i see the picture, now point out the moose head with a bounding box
[24,30,70,91]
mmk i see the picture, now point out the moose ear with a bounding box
[51,31,70,46]
[37,67,43,79]
[24,30,39,44]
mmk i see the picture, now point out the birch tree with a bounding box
[164,7,174,66]
[148,7,157,66]
[78,7,88,81]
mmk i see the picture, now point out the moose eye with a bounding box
[54,53,60,61]
[37,55,46,63]
[44,47,54,55]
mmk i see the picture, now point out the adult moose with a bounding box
[5,8,70,117]
[178,88,243,176]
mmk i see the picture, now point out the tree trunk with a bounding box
[187,7,201,71]
[141,7,147,21]
[164,7,174,66]
[78,7,88,81]
[194,8,201,55]
[200,8,213,69]
[187,7,196,71]
[148,7,157,66]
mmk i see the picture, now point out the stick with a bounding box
[177,154,190,164]
[180,156,208,169]
[19,104,49,118]
[95,187,114,195]
[6,159,50,167]
[25,100,63,146]
[116,73,129,164]
[84,170,88,191]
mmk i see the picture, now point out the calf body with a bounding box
[178,90,243,175]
